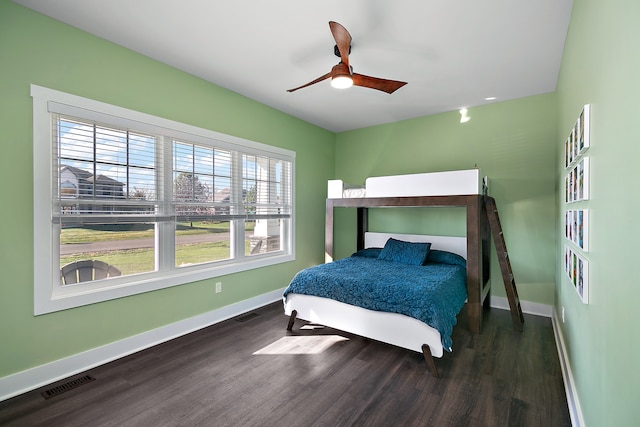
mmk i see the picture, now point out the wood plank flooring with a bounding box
[0,303,571,426]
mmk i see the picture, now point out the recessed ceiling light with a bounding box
[485,97,497,101]
[459,108,470,123]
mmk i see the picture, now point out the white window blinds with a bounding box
[51,114,292,225]
[171,141,292,222]
[53,114,160,225]
[242,154,292,220]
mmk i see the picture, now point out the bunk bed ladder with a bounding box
[485,196,524,332]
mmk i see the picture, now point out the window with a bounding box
[32,85,295,314]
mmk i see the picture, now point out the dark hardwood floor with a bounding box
[0,302,571,426]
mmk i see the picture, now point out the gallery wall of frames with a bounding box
[563,104,590,304]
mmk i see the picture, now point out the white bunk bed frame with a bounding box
[285,170,491,377]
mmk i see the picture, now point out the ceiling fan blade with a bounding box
[286,72,331,93]
[329,21,352,67]
[352,73,407,94]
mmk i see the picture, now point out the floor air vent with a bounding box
[235,312,259,322]
[41,375,96,399]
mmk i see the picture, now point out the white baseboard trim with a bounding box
[490,296,553,318]
[551,310,584,427]
[0,288,285,403]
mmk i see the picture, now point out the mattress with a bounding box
[328,169,486,199]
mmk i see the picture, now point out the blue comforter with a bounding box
[283,253,467,351]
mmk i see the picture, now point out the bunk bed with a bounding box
[283,169,491,377]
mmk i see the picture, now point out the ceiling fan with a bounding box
[287,21,407,94]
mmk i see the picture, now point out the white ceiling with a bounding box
[14,0,574,133]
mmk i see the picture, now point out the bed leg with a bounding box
[421,344,439,378]
[287,310,297,331]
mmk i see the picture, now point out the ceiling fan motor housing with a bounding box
[332,62,352,78]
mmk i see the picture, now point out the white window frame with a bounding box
[32,85,295,315]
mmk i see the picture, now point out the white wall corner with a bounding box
[490,296,553,318]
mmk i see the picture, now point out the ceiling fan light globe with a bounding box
[331,75,353,89]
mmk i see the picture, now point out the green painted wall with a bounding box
[555,0,640,425]
[334,94,558,306]
[0,1,334,378]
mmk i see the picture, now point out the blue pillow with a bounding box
[425,249,467,267]
[351,247,382,258]
[377,238,431,266]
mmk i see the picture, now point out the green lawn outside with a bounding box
[60,222,254,273]
[60,242,234,275]
[60,221,252,244]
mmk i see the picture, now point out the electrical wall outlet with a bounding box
[215,282,222,293]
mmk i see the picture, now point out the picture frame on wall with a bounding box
[564,104,590,169]
[577,255,589,304]
[564,157,589,203]
[564,245,589,304]
[564,209,589,251]
[577,157,589,200]
[577,209,589,251]
[572,166,580,202]
[577,104,590,155]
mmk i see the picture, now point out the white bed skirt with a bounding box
[283,293,444,358]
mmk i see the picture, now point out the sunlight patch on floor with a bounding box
[253,335,349,355]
